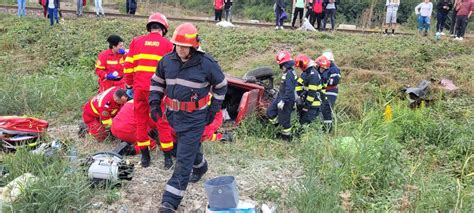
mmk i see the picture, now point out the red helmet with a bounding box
[316,56,330,69]
[171,23,200,48]
[276,50,292,65]
[295,54,312,70]
[147,12,169,34]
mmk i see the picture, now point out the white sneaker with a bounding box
[440,32,445,36]
[275,26,279,30]
[454,37,460,40]
[450,34,456,37]
[458,37,463,41]
[280,26,284,30]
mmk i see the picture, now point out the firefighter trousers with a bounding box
[134,89,152,148]
[267,98,294,135]
[299,107,320,125]
[322,91,337,125]
[82,113,108,142]
[161,126,206,208]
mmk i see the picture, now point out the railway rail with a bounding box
[2,4,472,39]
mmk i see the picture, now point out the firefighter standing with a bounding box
[149,23,228,212]
[294,54,323,125]
[95,35,127,92]
[316,54,340,132]
[82,87,128,142]
[321,51,341,108]
[267,50,297,141]
[123,13,173,167]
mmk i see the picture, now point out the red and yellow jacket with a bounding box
[84,87,122,127]
[95,49,125,81]
[123,32,173,90]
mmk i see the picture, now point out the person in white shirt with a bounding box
[95,0,105,17]
[415,0,433,35]
[384,0,400,35]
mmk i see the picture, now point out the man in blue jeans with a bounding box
[323,0,338,31]
[415,0,433,36]
[17,0,26,17]
[46,0,59,26]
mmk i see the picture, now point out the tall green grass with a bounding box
[1,148,93,212]
[289,102,473,211]
[0,14,473,211]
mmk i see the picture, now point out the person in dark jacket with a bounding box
[305,1,314,20]
[126,0,137,15]
[224,0,233,22]
[149,23,227,213]
[295,54,323,125]
[267,50,297,141]
[323,0,338,31]
[275,0,286,29]
[46,0,60,26]
[316,53,340,132]
[436,0,453,34]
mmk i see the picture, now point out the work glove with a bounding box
[207,110,217,125]
[277,100,285,110]
[118,48,127,55]
[126,86,133,98]
[105,71,120,80]
[150,101,162,122]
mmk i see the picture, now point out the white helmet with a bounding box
[322,50,335,62]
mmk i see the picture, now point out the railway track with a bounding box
[1,4,413,35]
[2,4,472,39]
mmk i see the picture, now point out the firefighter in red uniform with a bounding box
[158,108,225,169]
[110,100,157,154]
[95,35,127,92]
[123,13,173,167]
[82,87,128,142]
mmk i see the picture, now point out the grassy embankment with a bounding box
[0,14,473,211]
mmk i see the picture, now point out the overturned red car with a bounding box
[221,67,277,127]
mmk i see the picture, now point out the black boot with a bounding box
[78,121,87,138]
[280,134,292,142]
[163,151,173,169]
[323,122,333,133]
[147,129,159,141]
[221,131,234,142]
[276,132,292,142]
[189,161,208,183]
[158,202,176,213]
[140,147,151,168]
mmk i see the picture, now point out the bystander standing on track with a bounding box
[214,0,224,22]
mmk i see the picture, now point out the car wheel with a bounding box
[243,67,274,81]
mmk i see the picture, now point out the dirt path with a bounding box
[48,123,303,212]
